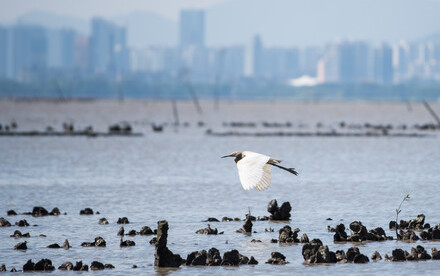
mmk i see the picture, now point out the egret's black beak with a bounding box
[221,154,232,158]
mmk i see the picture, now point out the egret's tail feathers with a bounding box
[269,163,299,176]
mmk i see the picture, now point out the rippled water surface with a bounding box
[1,100,440,275]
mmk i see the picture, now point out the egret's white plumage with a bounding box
[222,150,296,191]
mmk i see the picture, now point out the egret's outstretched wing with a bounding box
[236,151,272,191]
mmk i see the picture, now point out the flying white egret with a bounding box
[222,151,298,191]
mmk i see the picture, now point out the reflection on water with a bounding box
[0,100,440,275]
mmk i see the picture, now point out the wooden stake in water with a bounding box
[422,101,440,127]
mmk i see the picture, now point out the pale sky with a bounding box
[0,0,229,22]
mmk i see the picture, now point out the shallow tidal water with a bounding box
[1,100,440,275]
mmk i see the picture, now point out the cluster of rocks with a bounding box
[117,217,130,224]
[120,238,136,247]
[10,230,30,238]
[28,206,61,217]
[267,199,291,221]
[385,246,440,261]
[186,248,258,266]
[302,239,369,264]
[389,214,438,241]
[331,221,392,242]
[18,259,114,272]
[117,226,156,236]
[278,225,309,243]
[81,237,106,247]
[109,122,132,134]
[196,224,223,235]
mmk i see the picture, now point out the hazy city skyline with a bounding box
[1,0,440,48]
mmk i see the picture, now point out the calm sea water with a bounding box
[1,100,440,275]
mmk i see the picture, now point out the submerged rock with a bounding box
[80,208,94,215]
[221,250,254,266]
[117,226,124,236]
[432,248,440,260]
[10,230,30,238]
[0,264,6,272]
[14,241,27,250]
[267,199,291,220]
[0,217,11,227]
[139,226,154,235]
[81,236,106,247]
[120,238,136,247]
[15,219,29,227]
[222,217,233,222]
[49,207,60,216]
[154,220,183,267]
[90,261,104,270]
[7,210,17,216]
[73,261,88,271]
[47,243,61,248]
[302,239,337,264]
[203,217,220,222]
[58,262,73,270]
[266,252,288,265]
[371,251,382,261]
[32,206,49,217]
[34,259,55,271]
[196,224,221,235]
[98,218,109,225]
[127,229,137,236]
[186,248,223,266]
[117,217,130,224]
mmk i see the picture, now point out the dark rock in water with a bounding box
[271,239,278,243]
[154,220,183,267]
[117,226,125,236]
[409,245,431,260]
[367,227,387,241]
[266,252,288,264]
[105,264,115,269]
[245,214,256,221]
[149,237,157,245]
[265,227,274,232]
[400,230,419,241]
[207,248,222,266]
[94,236,106,247]
[300,233,310,243]
[139,226,154,235]
[120,238,136,247]
[251,239,262,243]
[73,261,88,271]
[236,216,252,234]
[32,206,49,217]
[23,259,35,271]
[186,250,208,266]
[353,254,369,263]
[80,208,94,215]
[221,250,250,266]
[222,217,233,222]
[9,268,16,273]
[98,218,109,225]
[15,219,29,227]
[47,243,61,248]
[10,230,30,238]
[196,224,219,235]
[278,225,300,243]
[58,262,73,270]
[371,251,382,261]
[335,250,346,262]
[328,225,336,232]
[117,217,130,224]
[258,216,270,221]
[346,247,360,262]
[39,234,46,237]
[267,199,291,220]
[132,265,138,268]
[14,241,27,250]
[0,264,5,272]
[248,256,258,265]
[90,261,105,270]
[0,217,11,227]
[408,214,425,230]
[63,239,70,249]
[203,217,220,222]
[327,218,333,221]
[348,221,367,241]
[389,220,397,230]
[333,224,348,242]
[233,217,241,221]
[82,236,106,247]
[7,210,17,216]
[49,207,60,216]
[391,249,406,261]
[34,259,54,271]
[302,239,337,264]
[432,248,440,260]
[127,229,137,236]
